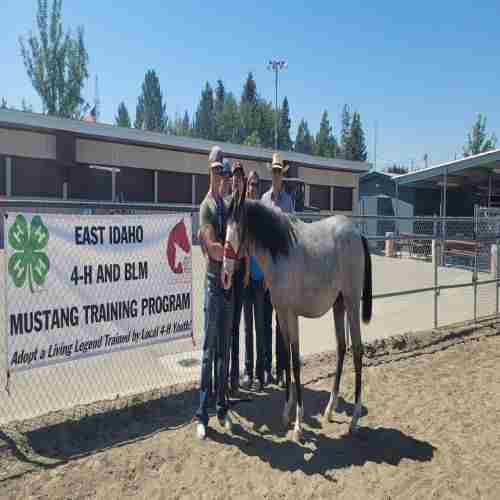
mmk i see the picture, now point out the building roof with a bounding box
[395,148,500,186]
[0,109,370,174]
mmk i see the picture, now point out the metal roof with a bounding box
[0,109,370,174]
[395,148,500,186]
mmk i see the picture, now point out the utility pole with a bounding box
[267,59,287,150]
[374,120,378,170]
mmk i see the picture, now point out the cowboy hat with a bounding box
[269,152,289,173]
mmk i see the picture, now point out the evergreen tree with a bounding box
[339,104,352,159]
[243,131,261,147]
[240,72,259,138]
[19,0,90,118]
[257,100,275,148]
[241,72,257,104]
[315,111,337,158]
[182,110,191,136]
[295,119,314,155]
[134,69,167,131]
[115,101,131,128]
[349,112,368,161]
[463,114,497,157]
[278,96,292,150]
[214,80,225,117]
[216,92,241,143]
[194,82,215,139]
[1,98,6,109]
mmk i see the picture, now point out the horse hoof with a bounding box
[293,429,303,443]
[322,413,331,426]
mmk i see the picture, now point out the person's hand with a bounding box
[198,228,208,256]
[244,272,250,288]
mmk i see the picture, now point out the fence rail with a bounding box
[0,199,498,426]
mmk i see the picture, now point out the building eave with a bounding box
[0,109,371,174]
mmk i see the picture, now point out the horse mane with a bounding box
[241,200,297,261]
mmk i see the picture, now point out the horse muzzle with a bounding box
[222,242,237,290]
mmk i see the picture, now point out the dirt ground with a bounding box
[0,322,499,500]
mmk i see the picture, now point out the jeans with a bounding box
[243,279,266,383]
[228,264,245,388]
[196,273,233,426]
[264,289,286,379]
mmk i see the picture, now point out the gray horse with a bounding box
[222,189,373,441]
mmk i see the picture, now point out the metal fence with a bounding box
[0,199,498,426]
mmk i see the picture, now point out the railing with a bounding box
[0,199,498,427]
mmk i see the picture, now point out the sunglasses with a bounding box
[212,167,223,176]
[249,182,259,187]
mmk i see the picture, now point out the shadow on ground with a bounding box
[0,383,436,482]
[209,385,436,479]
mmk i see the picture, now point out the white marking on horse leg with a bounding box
[293,403,304,442]
[282,395,293,427]
[323,391,339,424]
[350,402,363,434]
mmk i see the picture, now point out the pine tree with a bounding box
[463,114,497,157]
[257,100,275,148]
[315,111,337,158]
[339,104,352,159]
[194,82,215,139]
[182,110,191,136]
[134,69,167,131]
[216,92,241,143]
[1,98,6,109]
[278,96,292,150]
[241,72,257,104]
[295,119,314,155]
[349,112,368,161]
[19,0,90,118]
[240,72,259,139]
[115,101,131,128]
[214,80,225,117]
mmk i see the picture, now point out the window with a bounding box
[69,165,112,201]
[12,157,65,198]
[116,166,154,203]
[195,174,209,204]
[309,184,330,210]
[333,186,353,211]
[158,171,192,204]
[0,156,5,195]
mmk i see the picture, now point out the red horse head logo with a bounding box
[167,219,191,274]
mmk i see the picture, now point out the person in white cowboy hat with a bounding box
[260,152,294,388]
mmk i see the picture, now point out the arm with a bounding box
[201,224,224,261]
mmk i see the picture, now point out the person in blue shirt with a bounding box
[242,170,267,391]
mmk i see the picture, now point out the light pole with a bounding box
[267,59,287,151]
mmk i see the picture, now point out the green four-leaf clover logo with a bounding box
[8,214,50,293]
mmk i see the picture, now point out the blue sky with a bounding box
[2,1,499,170]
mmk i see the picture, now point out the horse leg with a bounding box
[345,298,363,433]
[323,293,346,425]
[276,310,293,427]
[290,320,303,442]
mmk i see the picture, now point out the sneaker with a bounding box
[196,422,207,440]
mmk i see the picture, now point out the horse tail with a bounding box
[361,235,373,324]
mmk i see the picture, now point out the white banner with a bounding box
[4,212,193,372]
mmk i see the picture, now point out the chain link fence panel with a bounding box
[0,202,499,426]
